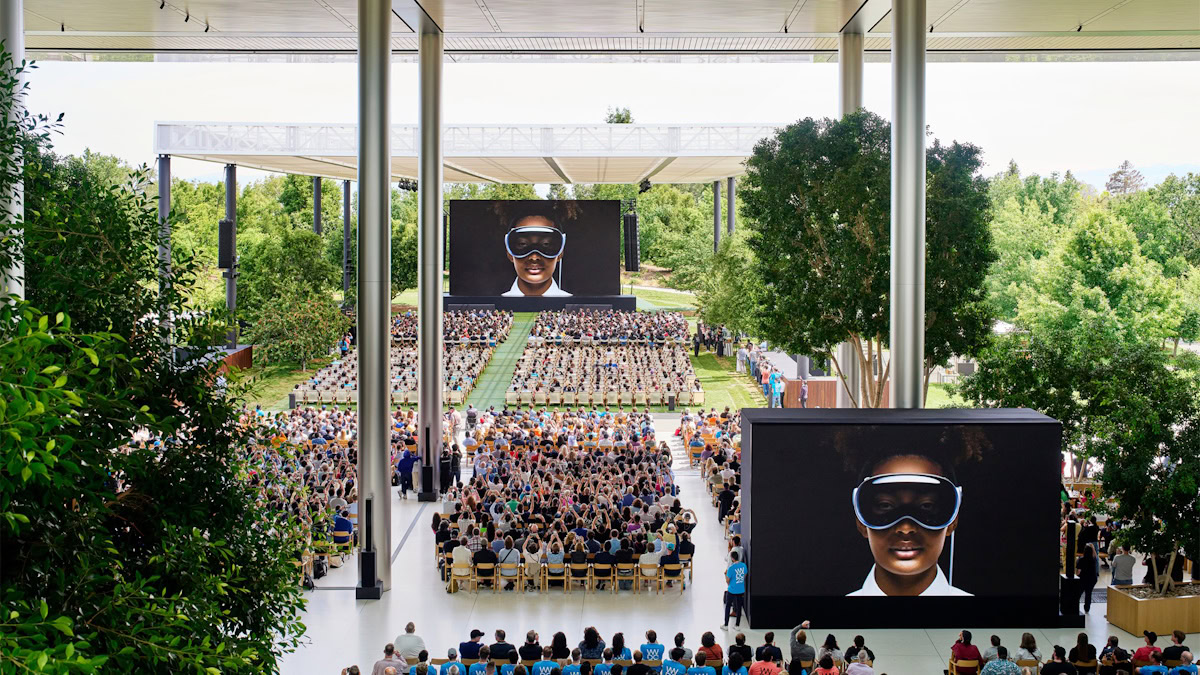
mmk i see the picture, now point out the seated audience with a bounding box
[981,648,1022,675]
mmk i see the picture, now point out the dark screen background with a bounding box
[448,200,620,296]
[740,408,1062,627]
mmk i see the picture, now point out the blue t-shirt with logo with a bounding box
[469,663,490,675]
[441,662,468,675]
[662,660,687,675]
[727,561,747,594]
[687,667,716,675]
[502,665,518,675]
[640,644,665,662]
[533,660,559,675]
[595,665,613,675]
[1169,666,1199,675]
[1140,667,1168,675]
[563,664,582,675]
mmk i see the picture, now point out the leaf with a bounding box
[81,347,99,366]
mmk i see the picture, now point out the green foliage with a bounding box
[695,233,758,336]
[249,288,349,371]
[1017,207,1178,347]
[740,110,994,406]
[238,226,339,322]
[954,331,1199,594]
[1,51,310,672]
[1110,190,1187,276]
[1151,172,1200,267]
[605,106,633,124]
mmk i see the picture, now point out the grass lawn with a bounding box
[689,352,767,411]
[925,382,969,408]
[633,286,697,311]
[237,354,336,411]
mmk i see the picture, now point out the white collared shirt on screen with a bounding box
[502,278,571,297]
[846,564,972,596]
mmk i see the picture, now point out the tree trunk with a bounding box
[1163,550,1178,594]
[1173,337,1180,357]
[922,357,933,408]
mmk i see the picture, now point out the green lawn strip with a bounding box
[238,353,337,411]
[925,382,969,408]
[688,352,767,412]
[633,287,697,310]
[466,311,538,410]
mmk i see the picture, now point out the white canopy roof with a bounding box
[24,0,1200,60]
[155,122,775,183]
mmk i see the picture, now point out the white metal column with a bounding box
[712,180,721,253]
[889,0,927,409]
[417,23,444,501]
[2,0,24,299]
[356,0,393,592]
[157,155,171,282]
[836,31,864,409]
[726,177,735,235]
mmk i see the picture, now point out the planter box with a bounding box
[1107,585,1200,635]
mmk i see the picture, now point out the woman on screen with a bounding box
[501,215,571,297]
[843,436,980,597]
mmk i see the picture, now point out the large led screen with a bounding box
[740,408,1062,627]
[449,200,620,298]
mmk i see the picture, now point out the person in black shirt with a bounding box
[729,634,752,664]
[1040,646,1076,675]
[461,631,485,661]
[627,651,652,675]
[490,631,515,661]
[1162,630,1190,662]
[519,631,543,661]
[755,633,783,664]
[1067,633,1096,664]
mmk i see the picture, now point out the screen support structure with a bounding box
[416,18,444,502]
[2,0,24,299]
[889,0,927,410]
[712,179,721,253]
[835,31,863,410]
[355,0,393,594]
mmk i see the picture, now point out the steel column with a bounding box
[343,179,352,296]
[889,0,927,410]
[312,176,323,235]
[416,24,444,502]
[157,155,171,282]
[838,32,864,117]
[356,0,393,592]
[836,31,864,409]
[2,0,25,299]
[712,180,721,253]
[224,164,237,348]
[726,177,735,235]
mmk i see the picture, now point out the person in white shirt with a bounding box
[393,624,427,674]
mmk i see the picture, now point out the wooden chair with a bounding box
[636,564,662,593]
[331,530,354,558]
[498,563,524,591]
[615,562,637,591]
[1072,660,1098,674]
[795,662,813,672]
[448,563,473,592]
[1165,660,1183,669]
[678,554,693,583]
[592,563,616,593]
[948,659,979,675]
[566,563,592,593]
[543,563,566,591]
[660,564,685,593]
[1014,660,1040,670]
[472,563,497,592]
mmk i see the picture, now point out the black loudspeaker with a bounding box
[356,550,382,599]
[218,218,234,269]
[668,394,676,411]
[623,212,640,272]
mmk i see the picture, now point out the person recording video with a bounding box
[501,215,571,297]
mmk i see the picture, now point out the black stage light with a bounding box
[638,178,651,194]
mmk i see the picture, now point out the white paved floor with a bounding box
[282,414,1197,675]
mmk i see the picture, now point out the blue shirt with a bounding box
[563,665,582,675]
[442,662,468,675]
[640,644,666,661]
[502,665,518,675]
[1140,667,1168,675]
[614,648,632,660]
[726,561,747,594]
[332,516,353,542]
[469,663,490,675]
[687,668,716,675]
[532,661,559,675]
[460,642,483,660]
[1169,666,1199,675]
[662,660,687,675]
[723,668,748,675]
[595,665,613,675]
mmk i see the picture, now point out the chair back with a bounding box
[1072,660,1098,673]
[592,563,613,576]
[640,564,660,576]
[1014,660,1039,669]
[948,659,979,675]
[475,563,496,575]
[616,563,636,573]
[569,563,590,573]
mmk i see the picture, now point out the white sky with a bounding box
[23,59,1200,191]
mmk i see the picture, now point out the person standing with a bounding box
[723,551,747,629]
[1110,546,1136,586]
[736,344,748,374]
[1077,544,1099,613]
[396,447,418,499]
[800,379,808,409]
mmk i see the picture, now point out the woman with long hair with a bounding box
[579,627,606,660]
[611,633,631,660]
[1016,633,1041,663]
[816,635,842,666]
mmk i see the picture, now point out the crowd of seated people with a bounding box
[954,629,1196,675]
[509,343,702,406]
[392,310,514,344]
[292,343,495,405]
[529,310,690,344]
[350,623,890,675]
[677,408,742,545]
[432,408,699,593]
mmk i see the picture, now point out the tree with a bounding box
[605,106,633,124]
[329,219,419,306]
[249,287,350,370]
[1109,189,1188,277]
[1,50,310,671]
[1151,172,1200,266]
[1106,159,1146,195]
[1017,207,1178,348]
[696,233,759,336]
[954,332,1199,595]
[740,110,995,407]
[237,225,339,322]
